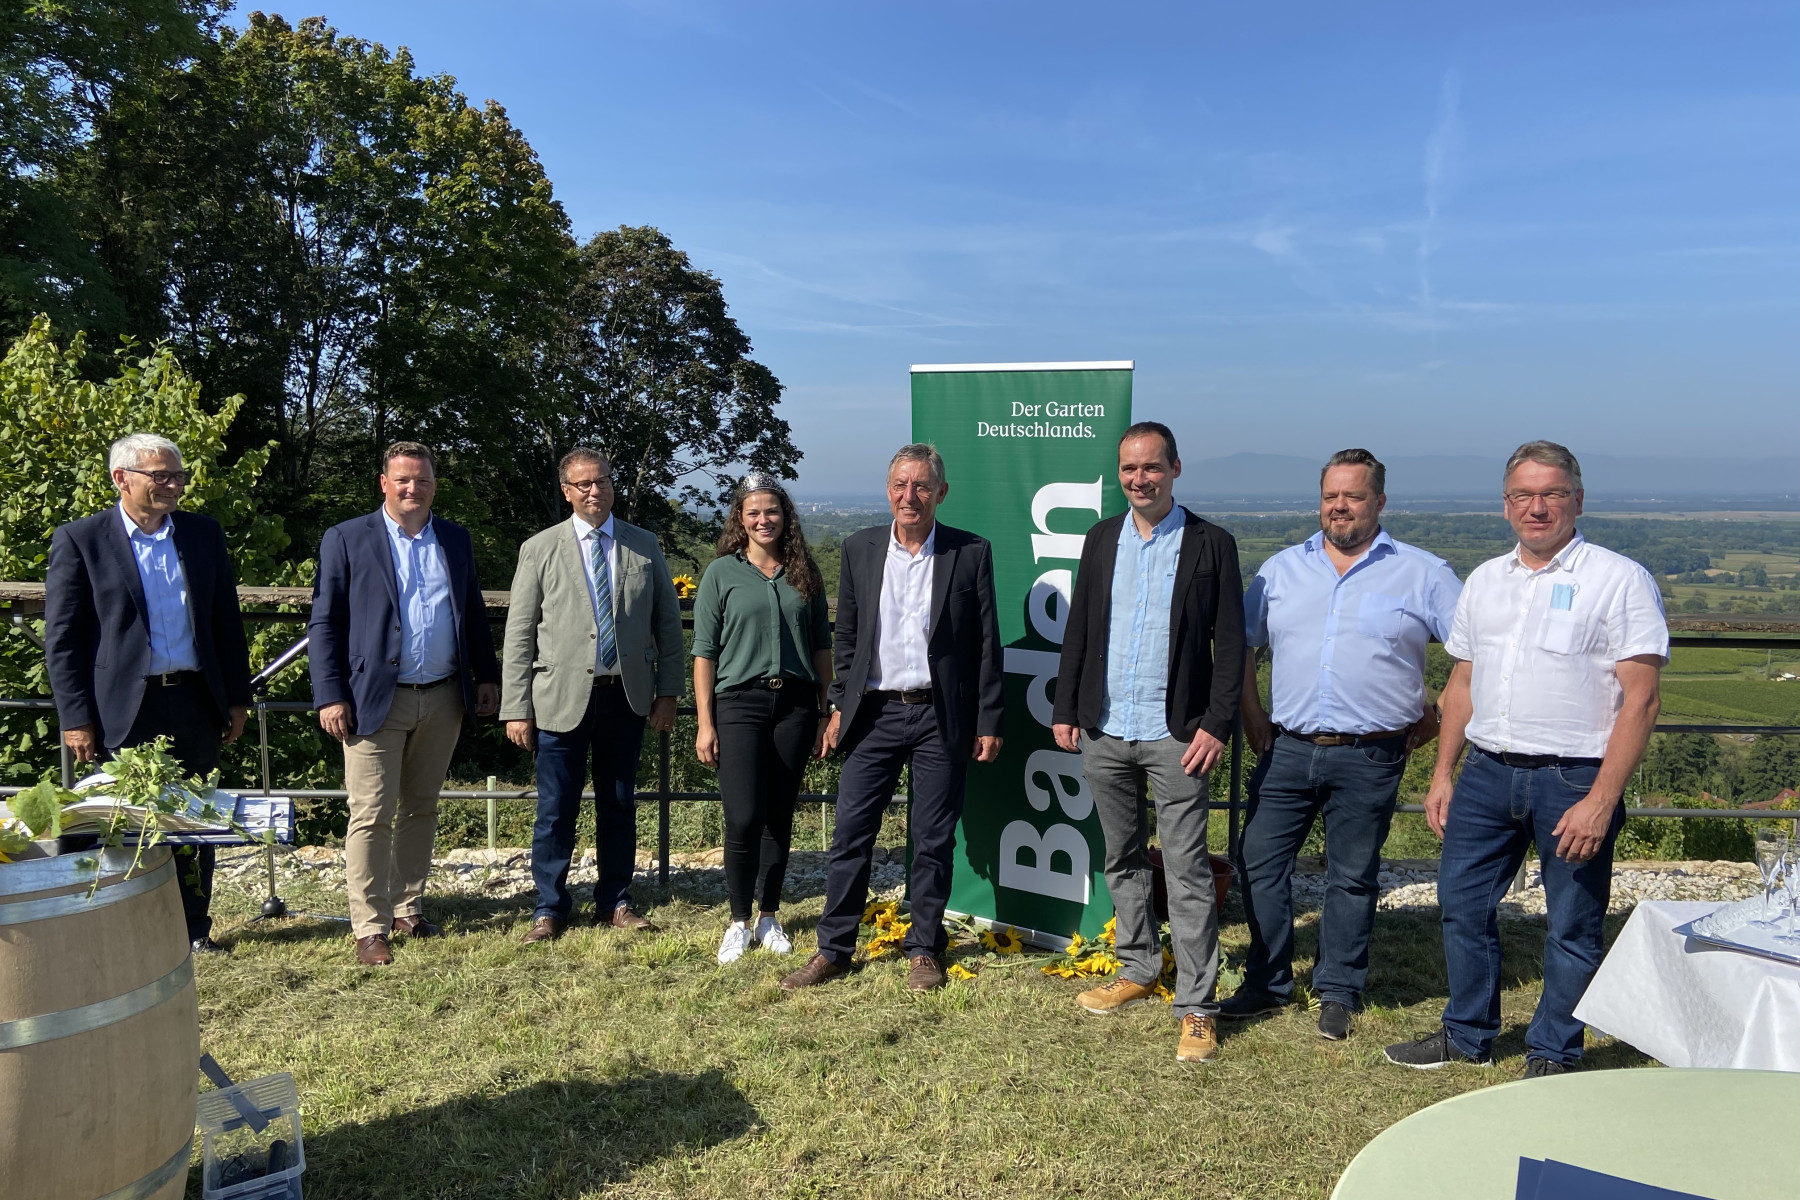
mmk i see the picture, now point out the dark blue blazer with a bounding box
[45,508,253,748]
[308,510,500,737]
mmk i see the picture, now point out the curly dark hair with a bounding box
[715,475,824,601]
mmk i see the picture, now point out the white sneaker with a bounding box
[755,915,793,955]
[717,922,753,964]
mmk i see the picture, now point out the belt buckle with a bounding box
[768,677,784,690]
[158,671,180,687]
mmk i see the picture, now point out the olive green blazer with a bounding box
[499,517,684,731]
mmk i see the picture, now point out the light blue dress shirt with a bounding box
[382,510,457,684]
[1100,505,1187,742]
[119,505,200,675]
[1244,529,1462,735]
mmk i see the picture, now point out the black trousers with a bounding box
[112,677,224,941]
[815,696,969,965]
[715,685,817,922]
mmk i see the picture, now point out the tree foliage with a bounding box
[529,226,798,536]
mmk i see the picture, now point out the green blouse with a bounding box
[691,552,830,689]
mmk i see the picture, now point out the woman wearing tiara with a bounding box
[692,473,833,964]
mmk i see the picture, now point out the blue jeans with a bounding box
[1235,733,1406,1008]
[531,683,646,921]
[1438,747,1621,1064]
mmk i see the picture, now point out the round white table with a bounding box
[1332,1068,1799,1199]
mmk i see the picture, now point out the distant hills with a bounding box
[1176,453,1798,501]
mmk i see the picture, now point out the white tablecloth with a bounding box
[1576,900,1800,1072]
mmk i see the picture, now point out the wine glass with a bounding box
[1752,825,1790,927]
[1779,851,1800,946]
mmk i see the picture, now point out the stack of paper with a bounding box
[1518,1158,1714,1199]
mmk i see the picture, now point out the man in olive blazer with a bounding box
[502,448,683,941]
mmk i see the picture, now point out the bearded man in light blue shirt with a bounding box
[1221,449,1462,1041]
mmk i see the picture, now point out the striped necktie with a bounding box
[591,529,618,669]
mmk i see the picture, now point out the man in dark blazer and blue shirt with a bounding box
[310,441,500,965]
[46,432,254,952]
[1051,421,1245,1064]
[781,443,1005,993]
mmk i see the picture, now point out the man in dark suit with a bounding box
[46,432,254,953]
[1051,421,1245,1064]
[781,443,1004,993]
[310,441,501,966]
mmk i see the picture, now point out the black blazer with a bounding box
[45,508,253,748]
[1053,507,1246,744]
[827,521,1004,760]
[308,510,500,737]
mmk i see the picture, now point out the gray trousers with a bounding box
[1082,731,1220,1018]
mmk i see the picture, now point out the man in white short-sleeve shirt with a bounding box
[1385,441,1667,1078]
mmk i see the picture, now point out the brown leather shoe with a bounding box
[1077,976,1156,1015]
[907,954,947,992]
[780,952,850,991]
[607,904,658,932]
[1177,1013,1220,1063]
[355,933,393,966]
[522,916,565,944]
[392,914,443,939]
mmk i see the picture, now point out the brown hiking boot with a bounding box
[907,954,946,991]
[608,904,658,932]
[780,952,849,991]
[1077,975,1156,1015]
[355,933,393,966]
[1177,1013,1220,1063]
[522,916,565,944]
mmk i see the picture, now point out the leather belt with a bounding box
[144,671,201,687]
[397,676,453,691]
[591,674,621,687]
[1477,746,1603,770]
[871,687,933,704]
[729,677,805,692]
[1280,726,1407,747]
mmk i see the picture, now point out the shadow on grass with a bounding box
[223,1070,761,1199]
[1354,909,1634,1011]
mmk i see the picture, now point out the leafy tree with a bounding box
[76,13,575,577]
[0,316,300,781]
[0,0,214,335]
[526,226,797,536]
[1740,736,1800,806]
[1642,732,1721,796]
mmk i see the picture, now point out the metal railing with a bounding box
[3,596,1797,894]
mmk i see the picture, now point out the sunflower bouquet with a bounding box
[1041,916,1180,1001]
[856,902,1034,981]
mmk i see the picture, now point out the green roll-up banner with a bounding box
[911,361,1133,945]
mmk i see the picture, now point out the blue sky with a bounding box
[299,2,1796,492]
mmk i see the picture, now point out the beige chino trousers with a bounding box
[343,682,464,938]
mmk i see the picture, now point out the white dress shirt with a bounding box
[1446,532,1668,759]
[570,512,621,677]
[867,523,934,692]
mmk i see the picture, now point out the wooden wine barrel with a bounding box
[0,847,198,1200]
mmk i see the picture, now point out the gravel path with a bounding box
[217,845,1761,921]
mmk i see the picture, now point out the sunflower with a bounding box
[980,925,1025,955]
[862,899,899,929]
[1064,932,1085,955]
[671,573,698,599]
[945,963,977,981]
[1098,916,1117,946]
[863,918,912,960]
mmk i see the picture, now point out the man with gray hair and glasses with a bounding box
[45,432,253,953]
[1385,440,1666,1077]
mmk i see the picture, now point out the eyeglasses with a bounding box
[564,476,613,493]
[1503,489,1574,508]
[120,468,191,488]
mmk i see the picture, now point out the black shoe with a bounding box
[1316,1000,1351,1041]
[1523,1056,1572,1078]
[1216,989,1288,1020]
[1383,1029,1493,1070]
[190,936,228,956]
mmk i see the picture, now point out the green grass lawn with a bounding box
[192,869,1650,1199]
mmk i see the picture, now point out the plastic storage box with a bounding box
[197,1071,305,1200]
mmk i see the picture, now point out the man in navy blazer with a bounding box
[309,441,500,965]
[46,432,253,952]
